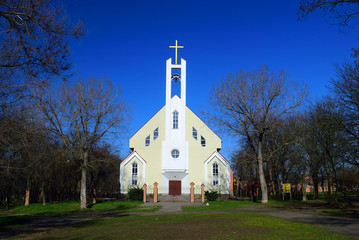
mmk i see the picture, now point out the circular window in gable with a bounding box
[171,149,179,158]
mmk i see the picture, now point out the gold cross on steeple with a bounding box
[169,40,184,65]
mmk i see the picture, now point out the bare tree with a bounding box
[329,62,359,167]
[298,0,359,28]
[303,97,351,204]
[207,65,306,203]
[36,77,128,209]
[298,0,359,65]
[0,0,83,110]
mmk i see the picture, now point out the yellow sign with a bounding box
[169,40,184,65]
[283,184,291,193]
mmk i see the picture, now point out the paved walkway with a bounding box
[142,202,202,214]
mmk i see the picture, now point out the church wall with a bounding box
[129,106,166,190]
[206,156,229,194]
[186,107,222,188]
[122,156,144,193]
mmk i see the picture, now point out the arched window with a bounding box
[201,136,206,147]
[153,128,159,140]
[173,111,178,129]
[192,127,197,140]
[212,163,219,186]
[132,163,138,186]
[145,135,150,146]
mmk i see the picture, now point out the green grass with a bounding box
[2,200,158,215]
[0,200,159,232]
[0,215,38,230]
[322,209,359,219]
[14,212,356,240]
[182,200,257,212]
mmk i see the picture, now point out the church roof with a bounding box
[128,103,222,147]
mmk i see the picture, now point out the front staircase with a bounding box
[158,194,190,202]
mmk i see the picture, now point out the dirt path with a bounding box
[1,202,358,239]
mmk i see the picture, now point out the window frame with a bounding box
[171,149,180,159]
[212,163,219,186]
[132,162,138,186]
[153,128,159,140]
[192,127,197,140]
[145,135,150,146]
[201,136,206,147]
[173,111,179,129]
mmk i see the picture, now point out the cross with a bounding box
[169,40,184,65]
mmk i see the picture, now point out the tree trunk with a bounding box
[302,174,307,202]
[257,141,268,203]
[25,179,30,206]
[41,181,46,206]
[25,188,30,206]
[92,187,97,204]
[326,174,332,204]
[312,172,319,199]
[80,151,88,209]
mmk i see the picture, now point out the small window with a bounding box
[132,163,138,185]
[173,111,178,129]
[213,163,219,186]
[201,136,206,147]
[192,127,197,140]
[154,128,159,140]
[145,135,150,146]
[171,149,179,158]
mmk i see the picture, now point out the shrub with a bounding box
[128,187,143,201]
[205,191,219,201]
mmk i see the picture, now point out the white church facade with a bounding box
[119,41,233,196]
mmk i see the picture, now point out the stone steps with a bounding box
[158,194,190,202]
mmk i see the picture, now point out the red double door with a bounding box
[169,180,181,195]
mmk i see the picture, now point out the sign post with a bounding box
[282,183,291,200]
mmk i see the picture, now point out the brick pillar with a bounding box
[230,170,234,195]
[154,182,158,203]
[143,184,147,203]
[190,182,195,203]
[201,184,205,203]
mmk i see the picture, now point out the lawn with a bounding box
[12,212,356,240]
[2,200,159,215]
[1,200,358,240]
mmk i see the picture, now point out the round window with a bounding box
[171,149,179,158]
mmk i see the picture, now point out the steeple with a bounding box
[162,41,189,194]
[166,40,186,105]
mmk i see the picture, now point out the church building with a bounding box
[119,41,233,197]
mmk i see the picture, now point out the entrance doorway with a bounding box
[169,180,181,195]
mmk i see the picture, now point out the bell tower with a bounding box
[162,40,189,194]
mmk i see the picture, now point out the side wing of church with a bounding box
[120,43,233,196]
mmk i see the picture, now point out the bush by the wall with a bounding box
[128,187,143,201]
[205,191,218,201]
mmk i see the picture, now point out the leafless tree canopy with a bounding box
[0,0,83,78]
[298,0,359,27]
[208,64,306,203]
[35,76,129,208]
[0,0,83,109]
[208,65,305,140]
[37,77,127,152]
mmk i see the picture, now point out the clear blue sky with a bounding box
[64,0,358,160]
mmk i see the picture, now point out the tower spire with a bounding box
[169,40,184,65]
